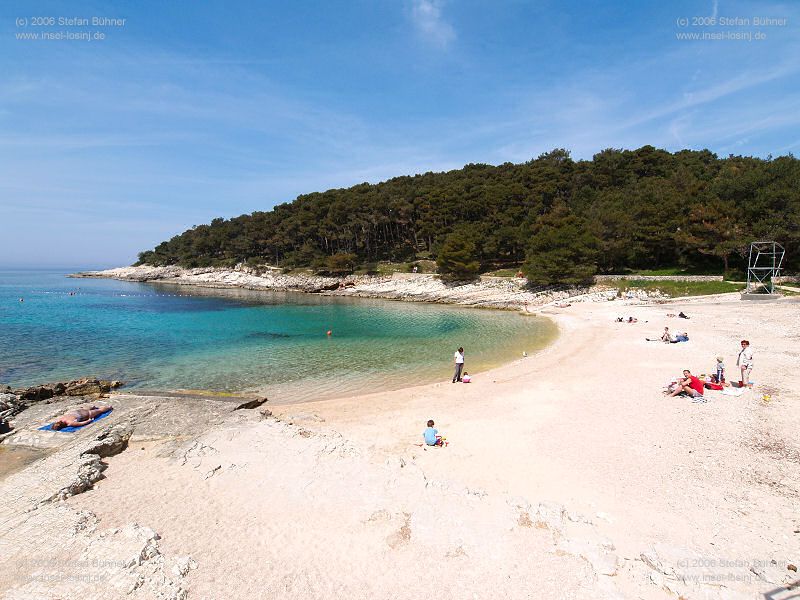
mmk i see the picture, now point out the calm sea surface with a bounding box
[0,269,555,403]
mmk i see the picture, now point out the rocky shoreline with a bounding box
[0,378,123,435]
[72,264,661,309]
[0,387,257,599]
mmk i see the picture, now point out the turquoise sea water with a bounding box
[0,269,555,403]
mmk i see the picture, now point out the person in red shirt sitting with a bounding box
[668,370,705,399]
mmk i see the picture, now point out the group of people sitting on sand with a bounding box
[665,340,755,402]
[644,326,689,343]
[616,316,640,323]
[621,314,687,342]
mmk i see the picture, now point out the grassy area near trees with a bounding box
[601,279,745,297]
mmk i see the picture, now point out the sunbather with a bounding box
[51,405,112,430]
[646,327,674,342]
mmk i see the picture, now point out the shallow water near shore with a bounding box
[0,269,556,403]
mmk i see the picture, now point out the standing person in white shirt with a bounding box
[737,339,754,388]
[452,347,465,383]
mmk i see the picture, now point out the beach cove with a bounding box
[0,268,557,403]
[1,286,798,599]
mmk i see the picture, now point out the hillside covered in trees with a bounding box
[136,147,800,284]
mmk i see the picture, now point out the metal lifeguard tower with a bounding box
[745,241,785,295]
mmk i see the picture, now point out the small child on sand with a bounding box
[715,356,725,383]
[423,419,444,446]
[462,372,471,383]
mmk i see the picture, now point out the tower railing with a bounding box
[746,241,785,294]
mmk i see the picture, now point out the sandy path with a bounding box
[56,294,800,599]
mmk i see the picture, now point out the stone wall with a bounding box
[594,275,724,282]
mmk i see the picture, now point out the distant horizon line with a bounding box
[0,264,125,271]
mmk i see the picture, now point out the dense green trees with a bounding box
[676,197,744,273]
[523,201,599,285]
[136,147,800,280]
[436,230,481,279]
[325,252,358,274]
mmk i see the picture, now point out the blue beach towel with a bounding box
[38,408,113,432]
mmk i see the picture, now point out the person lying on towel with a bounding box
[51,405,112,430]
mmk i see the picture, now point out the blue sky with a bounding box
[1,0,799,268]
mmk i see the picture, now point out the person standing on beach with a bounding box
[715,356,725,383]
[453,347,465,383]
[737,340,754,387]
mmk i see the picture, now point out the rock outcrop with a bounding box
[46,422,133,503]
[13,378,123,402]
[233,397,268,411]
[0,379,125,429]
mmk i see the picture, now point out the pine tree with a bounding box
[436,231,480,280]
[523,201,599,285]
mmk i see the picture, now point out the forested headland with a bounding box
[136,146,800,284]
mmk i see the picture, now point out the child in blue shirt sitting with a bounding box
[423,419,444,446]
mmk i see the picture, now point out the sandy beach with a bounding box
[1,291,798,599]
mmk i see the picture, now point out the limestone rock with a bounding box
[557,531,619,577]
[0,392,19,411]
[82,421,133,458]
[64,378,107,396]
[15,384,54,401]
[41,422,134,503]
[171,556,198,577]
[234,397,268,410]
[639,549,677,578]
[49,453,107,502]
[533,501,567,534]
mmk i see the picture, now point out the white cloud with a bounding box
[410,0,455,48]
